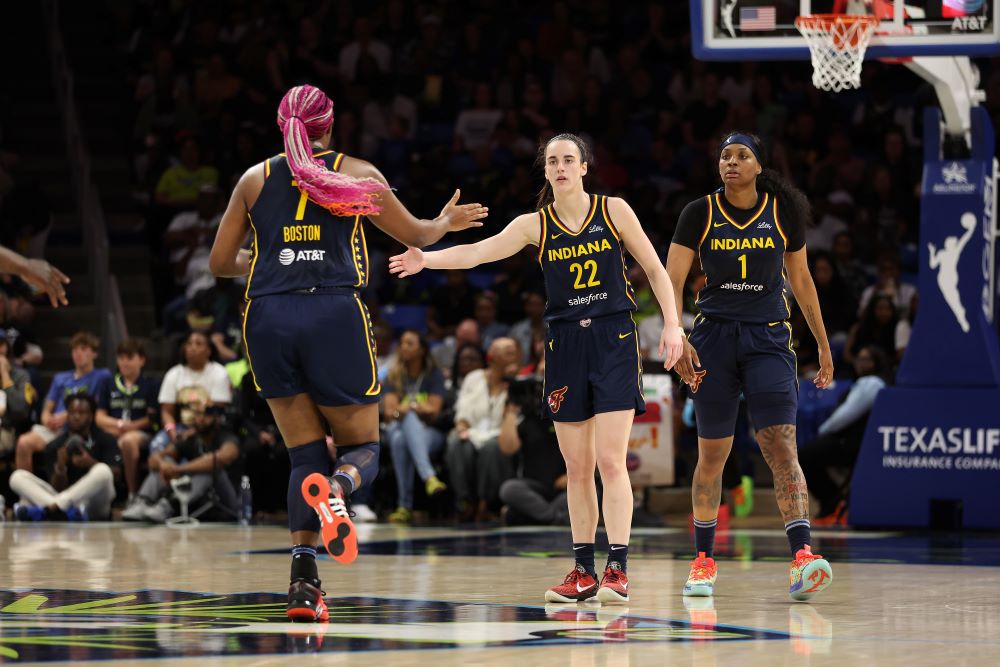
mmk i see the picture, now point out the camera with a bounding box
[505,376,547,420]
[64,434,87,457]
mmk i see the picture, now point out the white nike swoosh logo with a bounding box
[576,582,592,592]
[622,581,628,591]
[610,545,625,550]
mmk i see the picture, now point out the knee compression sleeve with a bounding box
[334,442,380,492]
[287,440,331,533]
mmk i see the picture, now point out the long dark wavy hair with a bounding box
[534,132,594,210]
[721,130,813,227]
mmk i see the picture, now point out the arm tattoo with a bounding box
[757,424,810,522]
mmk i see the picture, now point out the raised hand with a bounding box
[389,247,425,278]
[436,189,488,233]
[21,258,70,307]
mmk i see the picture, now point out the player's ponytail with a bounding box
[758,168,814,228]
[721,130,814,228]
[535,132,593,210]
[277,85,387,217]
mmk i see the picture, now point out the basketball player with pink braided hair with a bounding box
[210,85,487,622]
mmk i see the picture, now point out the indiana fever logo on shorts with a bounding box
[688,370,707,394]
[547,386,569,414]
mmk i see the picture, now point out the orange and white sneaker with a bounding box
[544,565,599,603]
[286,578,329,622]
[596,563,630,603]
[682,552,718,597]
[789,545,833,601]
[302,473,357,564]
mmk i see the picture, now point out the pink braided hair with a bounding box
[276,85,386,216]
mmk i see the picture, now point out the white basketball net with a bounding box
[795,15,879,92]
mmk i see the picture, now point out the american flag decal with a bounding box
[739,6,777,31]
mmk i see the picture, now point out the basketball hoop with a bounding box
[795,14,880,92]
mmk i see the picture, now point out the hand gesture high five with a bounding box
[436,189,488,233]
[388,248,425,278]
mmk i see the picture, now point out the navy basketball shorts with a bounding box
[544,311,645,422]
[243,290,381,406]
[686,316,797,439]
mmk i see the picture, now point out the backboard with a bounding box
[691,0,1000,60]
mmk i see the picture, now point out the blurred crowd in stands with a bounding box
[1,0,998,525]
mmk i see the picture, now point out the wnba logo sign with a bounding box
[278,248,295,265]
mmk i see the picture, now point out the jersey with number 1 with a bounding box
[696,188,791,322]
[245,150,370,299]
[537,194,637,323]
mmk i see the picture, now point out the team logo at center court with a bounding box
[548,386,569,413]
[688,370,707,394]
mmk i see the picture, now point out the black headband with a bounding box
[719,133,763,165]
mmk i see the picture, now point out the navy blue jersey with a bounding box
[538,194,637,323]
[245,150,369,299]
[674,190,802,323]
[97,373,160,425]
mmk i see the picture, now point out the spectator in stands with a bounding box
[383,330,449,524]
[453,82,503,153]
[857,253,917,320]
[498,376,568,526]
[154,135,219,211]
[445,337,520,522]
[831,231,871,302]
[149,331,232,457]
[431,318,481,376]
[10,393,117,521]
[810,251,857,342]
[123,388,240,523]
[95,338,160,509]
[338,17,391,83]
[799,345,890,523]
[15,332,112,473]
[518,329,546,379]
[162,184,222,333]
[509,289,546,365]
[844,295,900,367]
[451,342,486,391]
[0,328,33,455]
[428,270,480,340]
[474,292,510,350]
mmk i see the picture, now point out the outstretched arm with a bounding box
[342,157,488,248]
[607,197,683,370]
[665,243,700,384]
[389,213,539,277]
[786,247,833,388]
[927,243,940,270]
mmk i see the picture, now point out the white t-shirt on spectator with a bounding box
[338,40,391,81]
[158,362,232,404]
[453,109,502,151]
